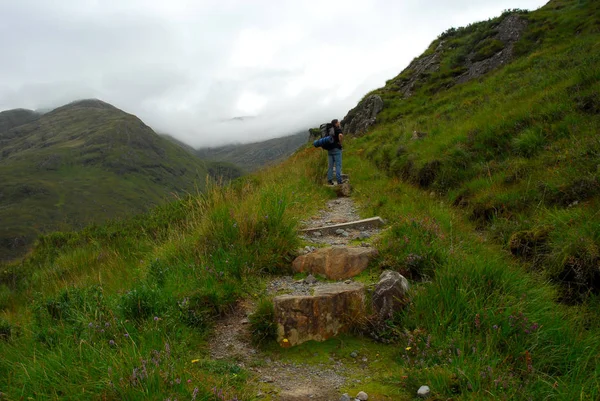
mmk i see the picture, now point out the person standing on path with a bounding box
[327,119,344,185]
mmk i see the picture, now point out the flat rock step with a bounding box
[274,282,366,347]
[301,216,385,236]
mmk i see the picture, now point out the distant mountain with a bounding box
[0,99,238,260]
[0,108,40,133]
[195,131,309,172]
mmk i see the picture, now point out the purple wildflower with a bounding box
[109,340,116,346]
[154,316,159,321]
[187,379,192,384]
[192,387,199,401]
[124,333,129,338]
[88,322,94,328]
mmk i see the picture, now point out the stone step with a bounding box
[292,246,378,280]
[300,216,385,236]
[274,282,366,347]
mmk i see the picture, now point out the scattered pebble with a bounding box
[417,385,431,398]
[312,231,323,237]
[340,394,351,401]
[358,232,370,240]
[304,274,318,285]
[345,279,352,284]
[356,391,368,400]
[350,351,358,358]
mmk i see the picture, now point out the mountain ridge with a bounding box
[0,98,241,260]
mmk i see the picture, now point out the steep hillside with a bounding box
[1,1,600,400]
[0,108,40,133]
[195,131,308,172]
[0,99,223,260]
[344,0,600,302]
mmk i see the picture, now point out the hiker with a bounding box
[326,119,344,185]
[312,119,344,184]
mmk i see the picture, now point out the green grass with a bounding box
[1,0,600,399]
[353,0,600,302]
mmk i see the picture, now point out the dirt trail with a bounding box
[208,196,377,401]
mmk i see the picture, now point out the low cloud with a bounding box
[0,0,547,148]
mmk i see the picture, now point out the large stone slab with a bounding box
[300,217,385,236]
[292,246,378,280]
[274,282,366,347]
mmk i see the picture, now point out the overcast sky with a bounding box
[0,0,547,148]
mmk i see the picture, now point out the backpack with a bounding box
[313,123,336,149]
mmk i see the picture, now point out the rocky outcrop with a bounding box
[341,95,383,135]
[371,14,528,100]
[274,282,366,346]
[372,270,410,320]
[292,246,378,280]
[456,14,528,84]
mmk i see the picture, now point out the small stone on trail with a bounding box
[356,391,368,400]
[345,279,352,284]
[335,228,345,235]
[340,394,351,401]
[312,231,323,237]
[358,232,370,240]
[350,351,358,358]
[241,318,249,324]
[362,357,368,362]
[304,274,318,285]
[417,385,431,398]
[341,231,349,237]
[261,376,274,383]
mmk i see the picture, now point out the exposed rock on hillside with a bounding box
[341,95,383,135]
[456,14,528,84]
[342,13,528,135]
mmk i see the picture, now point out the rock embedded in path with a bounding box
[340,394,351,401]
[356,391,369,400]
[274,282,366,347]
[335,182,352,197]
[304,274,318,285]
[417,385,431,398]
[292,246,378,280]
[372,270,410,320]
[312,231,323,238]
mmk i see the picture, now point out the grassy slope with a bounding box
[359,0,600,302]
[0,100,241,261]
[0,1,599,400]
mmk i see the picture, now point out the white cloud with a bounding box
[0,0,548,147]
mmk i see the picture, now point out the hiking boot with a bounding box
[337,181,343,185]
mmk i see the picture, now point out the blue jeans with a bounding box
[327,148,342,183]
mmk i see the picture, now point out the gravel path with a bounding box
[298,198,381,247]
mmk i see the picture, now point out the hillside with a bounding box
[343,0,600,303]
[195,131,309,172]
[1,1,600,400]
[0,99,240,260]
